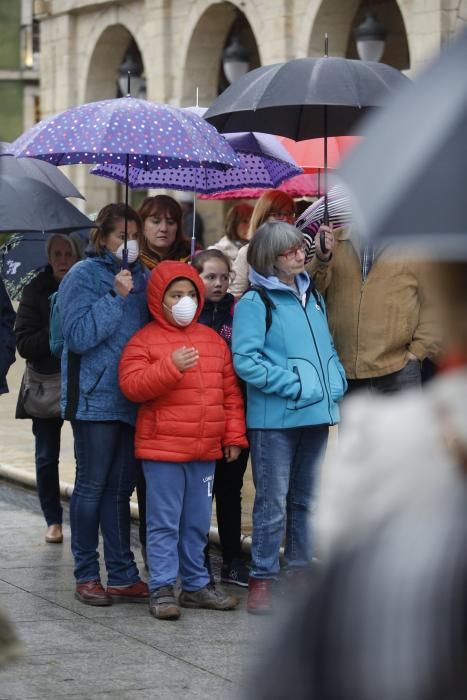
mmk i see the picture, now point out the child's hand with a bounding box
[172,346,199,372]
[223,445,241,462]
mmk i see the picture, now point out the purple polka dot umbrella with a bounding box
[89,130,302,192]
[10,97,242,264]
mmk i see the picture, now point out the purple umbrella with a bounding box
[89,130,302,192]
[11,97,241,264]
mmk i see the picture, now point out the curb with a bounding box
[0,462,253,553]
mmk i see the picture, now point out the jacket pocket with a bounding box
[286,358,324,410]
[327,356,346,402]
[82,367,106,396]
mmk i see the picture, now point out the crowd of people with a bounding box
[0,187,441,623]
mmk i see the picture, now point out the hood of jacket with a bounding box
[147,260,205,330]
[249,268,311,297]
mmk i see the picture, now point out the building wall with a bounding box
[34,0,467,237]
[0,0,23,140]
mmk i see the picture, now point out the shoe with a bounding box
[179,585,239,610]
[247,577,273,615]
[149,585,180,620]
[106,580,149,604]
[220,558,250,588]
[75,580,112,606]
[45,524,63,544]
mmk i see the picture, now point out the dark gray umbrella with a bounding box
[204,56,408,140]
[0,142,84,199]
[336,29,467,259]
[0,175,93,232]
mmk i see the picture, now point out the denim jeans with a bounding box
[32,417,63,526]
[347,359,422,396]
[70,420,140,586]
[249,426,329,580]
[143,460,214,592]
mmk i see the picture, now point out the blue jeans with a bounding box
[347,359,422,395]
[32,417,64,526]
[249,426,329,579]
[70,420,140,586]
[143,460,214,592]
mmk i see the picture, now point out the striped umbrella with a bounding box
[296,185,353,235]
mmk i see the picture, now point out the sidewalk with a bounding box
[0,482,266,699]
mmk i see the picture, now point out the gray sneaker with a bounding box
[149,585,180,620]
[179,585,239,610]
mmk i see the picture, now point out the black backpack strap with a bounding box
[242,285,276,333]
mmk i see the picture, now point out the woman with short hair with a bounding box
[15,233,80,544]
[232,221,347,614]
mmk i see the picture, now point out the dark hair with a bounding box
[89,203,142,253]
[224,203,254,242]
[191,249,232,275]
[138,195,191,261]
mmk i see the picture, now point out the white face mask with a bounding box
[165,295,198,327]
[115,239,139,264]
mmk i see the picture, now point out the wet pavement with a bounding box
[0,482,267,700]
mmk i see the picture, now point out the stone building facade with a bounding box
[31,0,467,239]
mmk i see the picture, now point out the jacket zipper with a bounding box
[287,291,334,425]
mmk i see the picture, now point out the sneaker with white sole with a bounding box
[179,585,239,610]
[220,558,250,588]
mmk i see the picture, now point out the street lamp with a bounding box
[222,34,250,84]
[354,12,387,62]
[118,54,146,98]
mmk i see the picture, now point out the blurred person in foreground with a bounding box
[243,260,467,700]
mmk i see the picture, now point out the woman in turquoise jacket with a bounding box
[232,221,347,615]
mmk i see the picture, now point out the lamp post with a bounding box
[222,34,250,84]
[117,54,146,98]
[354,12,387,62]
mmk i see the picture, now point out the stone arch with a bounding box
[304,0,410,69]
[178,1,262,106]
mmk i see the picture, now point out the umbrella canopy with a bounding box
[279,135,360,173]
[0,142,84,199]
[11,97,240,171]
[0,232,50,300]
[336,28,467,258]
[0,175,94,233]
[204,57,409,140]
[90,130,302,192]
[199,173,322,200]
[296,185,353,234]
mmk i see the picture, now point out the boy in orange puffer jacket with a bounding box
[119,261,248,621]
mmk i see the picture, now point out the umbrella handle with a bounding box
[320,201,329,255]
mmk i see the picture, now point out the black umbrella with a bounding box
[205,49,408,249]
[0,175,94,233]
[0,142,84,199]
[204,54,408,140]
[336,28,467,259]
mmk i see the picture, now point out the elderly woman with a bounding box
[229,190,295,298]
[232,221,347,614]
[15,233,80,544]
[58,203,149,606]
[137,195,196,270]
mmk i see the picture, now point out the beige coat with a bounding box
[209,235,243,263]
[310,227,439,379]
[229,242,249,298]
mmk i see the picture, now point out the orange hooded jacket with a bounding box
[119,260,248,462]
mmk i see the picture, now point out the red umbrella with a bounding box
[278,135,360,173]
[198,173,321,200]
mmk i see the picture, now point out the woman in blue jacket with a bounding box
[232,221,347,615]
[58,203,149,607]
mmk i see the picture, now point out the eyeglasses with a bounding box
[278,243,306,260]
[269,210,295,222]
